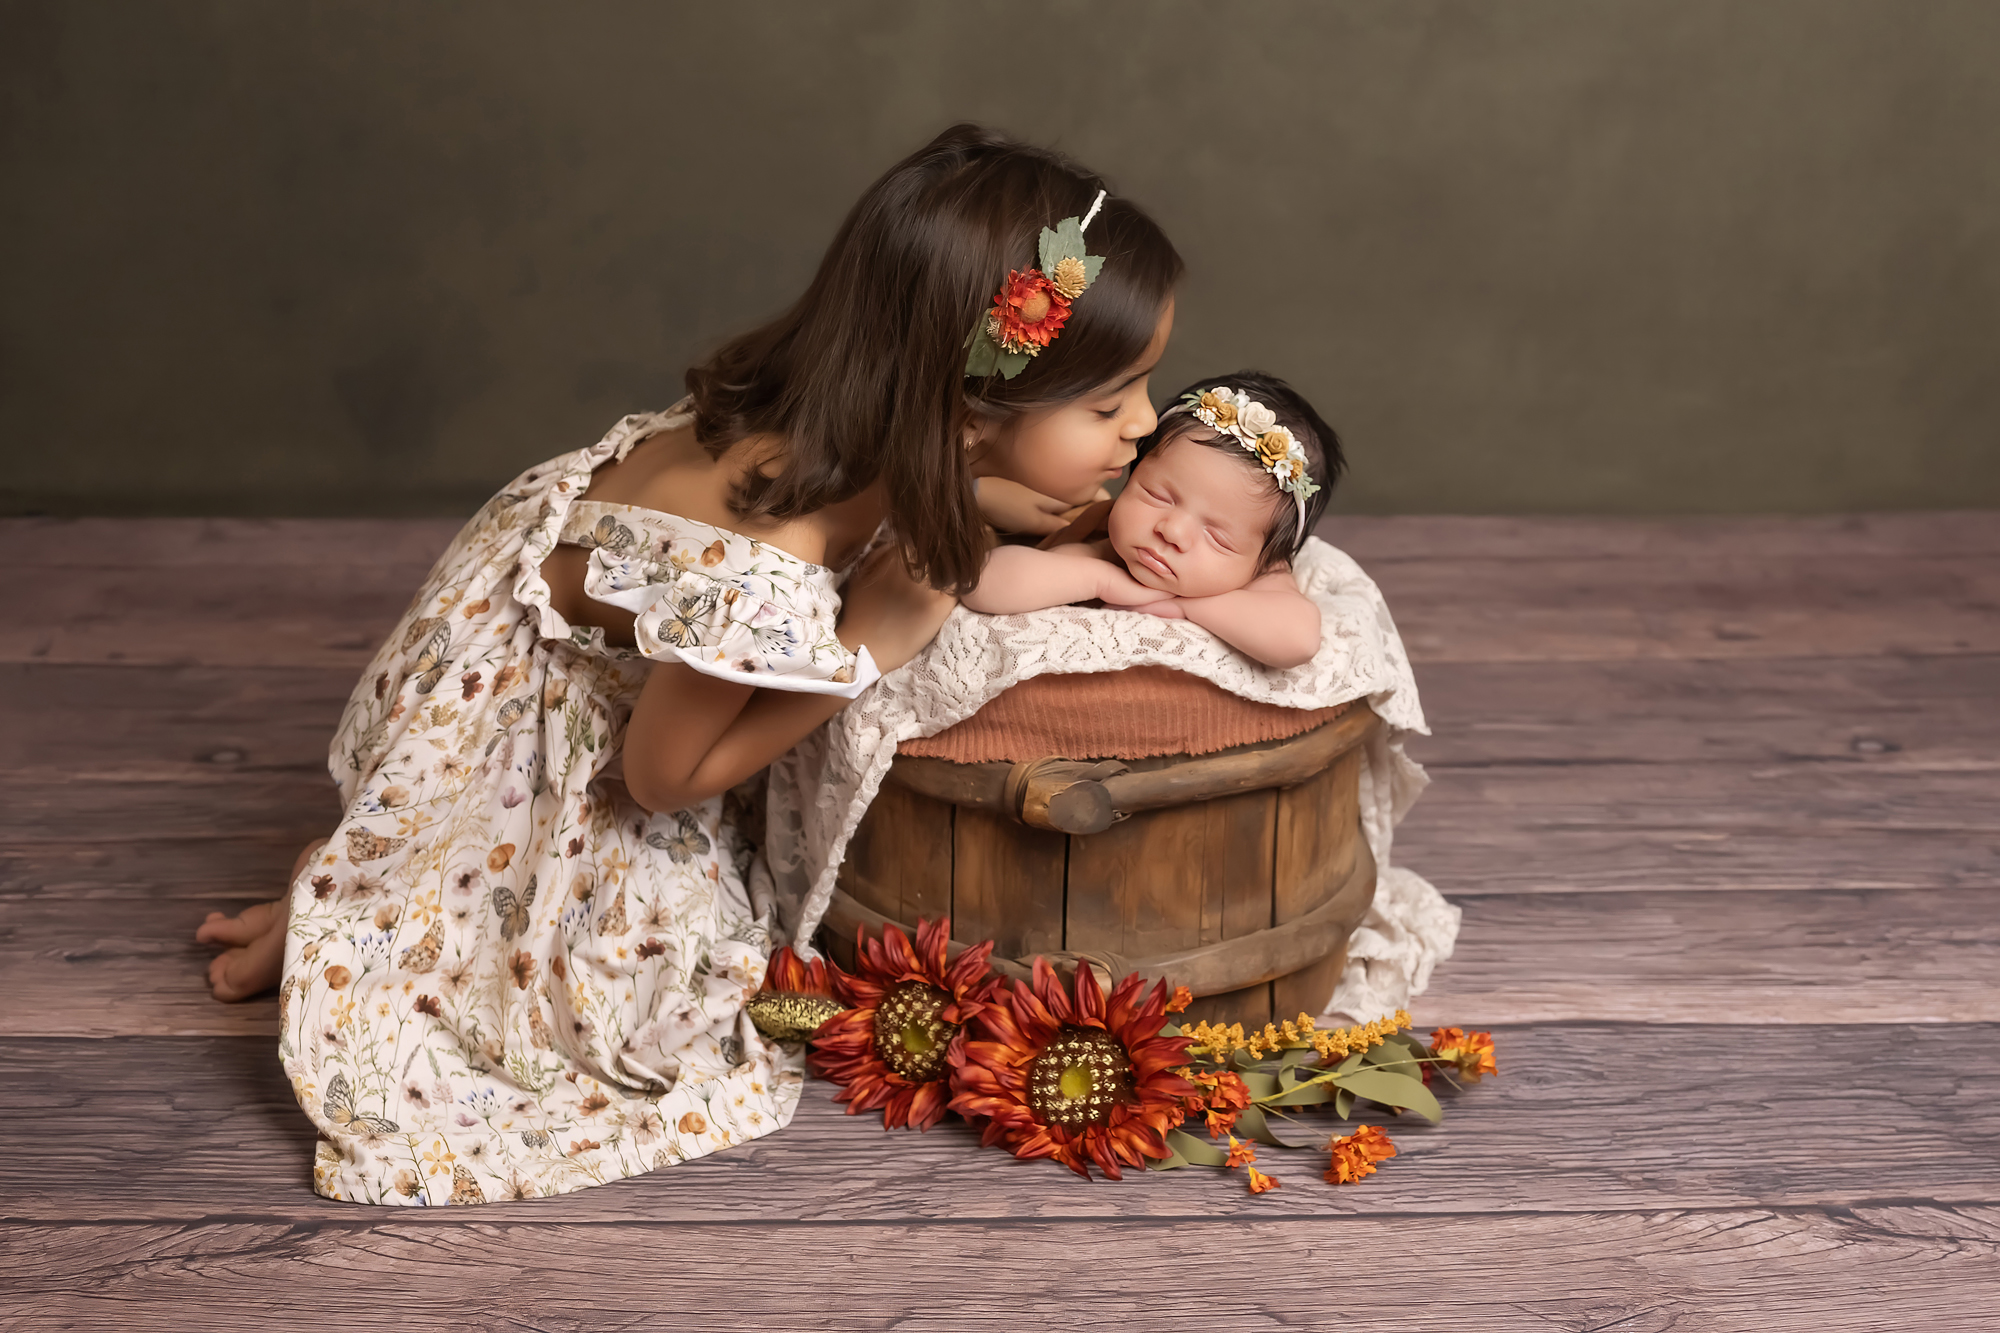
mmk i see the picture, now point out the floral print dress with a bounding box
[281,403,873,1205]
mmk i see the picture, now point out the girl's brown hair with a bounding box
[687,124,1182,593]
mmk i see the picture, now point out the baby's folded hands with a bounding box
[1091,562,1167,608]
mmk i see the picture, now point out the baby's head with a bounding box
[1107,372,1342,599]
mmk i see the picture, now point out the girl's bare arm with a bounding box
[621,548,956,813]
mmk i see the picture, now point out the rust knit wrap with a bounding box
[896,666,1349,763]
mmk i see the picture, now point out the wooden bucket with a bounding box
[823,703,1380,1024]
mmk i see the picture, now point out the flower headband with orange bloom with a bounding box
[1168,385,1322,526]
[965,190,1107,380]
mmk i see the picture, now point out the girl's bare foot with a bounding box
[196,838,321,1002]
[196,900,288,1001]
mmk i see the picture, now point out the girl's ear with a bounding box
[961,408,1003,455]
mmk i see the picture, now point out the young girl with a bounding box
[195,123,1182,1205]
[963,372,1342,668]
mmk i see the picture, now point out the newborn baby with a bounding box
[964,371,1343,668]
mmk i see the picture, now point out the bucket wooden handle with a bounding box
[823,837,1375,998]
[890,704,1379,835]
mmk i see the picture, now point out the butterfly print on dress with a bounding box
[492,874,538,940]
[645,811,712,864]
[322,1072,400,1135]
[346,827,408,863]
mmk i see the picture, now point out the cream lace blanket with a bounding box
[761,536,1459,1022]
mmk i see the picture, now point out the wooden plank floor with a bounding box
[3,512,1997,1331]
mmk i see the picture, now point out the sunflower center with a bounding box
[871,981,956,1082]
[1027,1026,1132,1129]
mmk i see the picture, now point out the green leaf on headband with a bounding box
[965,327,1000,379]
[1038,218,1104,292]
[1040,217,1086,272]
[994,347,1034,379]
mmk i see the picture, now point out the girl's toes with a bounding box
[207,950,244,999]
[196,901,280,947]
[207,926,284,1002]
[196,914,256,947]
[197,915,242,946]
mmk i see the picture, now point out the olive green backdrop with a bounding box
[3,0,1996,516]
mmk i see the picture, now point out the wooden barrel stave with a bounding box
[825,706,1381,1025]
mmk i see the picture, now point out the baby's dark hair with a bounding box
[1136,371,1343,570]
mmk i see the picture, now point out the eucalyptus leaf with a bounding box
[1364,1043,1421,1074]
[1330,1067,1443,1123]
[1239,1071,1281,1100]
[1264,1081,1334,1108]
[965,330,999,378]
[1165,1128,1229,1167]
[1159,1022,1182,1038]
[1149,1141,1191,1171]
[1334,1087,1355,1118]
[1335,1052,1366,1075]
[1254,1111,1327,1149]
[1279,1046,1315,1068]
[1233,1105,1285,1148]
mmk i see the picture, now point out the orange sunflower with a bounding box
[949,959,1195,1180]
[810,919,998,1130]
[744,945,845,1042]
[987,269,1073,355]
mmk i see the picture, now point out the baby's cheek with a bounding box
[1179,549,1256,599]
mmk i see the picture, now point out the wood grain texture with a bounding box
[10,524,1996,669]
[949,806,1065,962]
[11,511,1992,570]
[4,1205,1997,1332]
[1398,759,2000,896]
[1271,746,1367,1022]
[1066,790,1278,1024]
[0,516,462,568]
[1414,887,2000,1024]
[10,877,1996,1039]
[0,838,313,900]
[3,1026,1995,1223]
[14,654,1992,784]
[1361,552,2000,663]
[0,663,352,777]
[0,562,421,668]
[13,655,1993,900]
[1321,510,2000,561]
[833,780,953,945]
[12,750,1992,898]
[1410,653,2000,769]
[4,513,1997,1329]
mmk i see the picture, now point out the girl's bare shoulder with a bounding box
[583,425,830,560]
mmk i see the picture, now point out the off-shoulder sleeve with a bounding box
[584,550,880,698]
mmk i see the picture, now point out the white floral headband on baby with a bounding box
[1168,386,1322,524]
